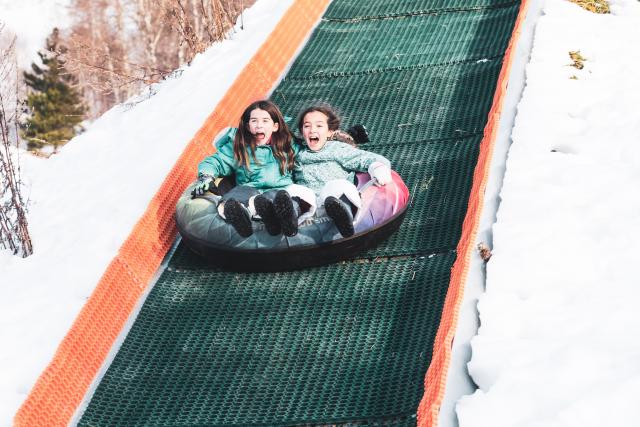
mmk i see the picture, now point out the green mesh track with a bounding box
[80,255,452,426]
[324,0,518,20]
[286,5,518,79]
[273,60,505,145]
[80,1,521,425]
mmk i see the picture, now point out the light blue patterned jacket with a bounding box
[293,140,390,193]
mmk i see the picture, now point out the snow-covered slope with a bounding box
[3,0,640,426]
[0,0,292,423]
[457,1,640,426]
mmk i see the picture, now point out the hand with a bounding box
[191,174,214,197]
[368,162,392,186]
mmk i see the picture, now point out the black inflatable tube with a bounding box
[176,205,408,272]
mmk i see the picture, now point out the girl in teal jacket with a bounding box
[194,100,314,237]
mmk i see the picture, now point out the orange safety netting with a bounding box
[416,1,531,426]
[13,1,329,426]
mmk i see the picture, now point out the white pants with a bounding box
[318,179,362,222]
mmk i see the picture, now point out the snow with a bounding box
[0,0,293,423]
[456,0,640,426]
[2,0,640,426]
[438,2,547,425]
[0,0,71,68]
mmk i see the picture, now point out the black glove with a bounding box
[191,174,215,198]
[347,124,369,144]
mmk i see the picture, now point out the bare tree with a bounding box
[165,0,246,65]
[0,23,33,257]
[62,0,253,117]
[64,0,171,117]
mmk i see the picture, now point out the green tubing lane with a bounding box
[286,4,518,79]
[79,255,453,426]
[273,60,505,146]
[79,1,521,425]
[324,0,519,20]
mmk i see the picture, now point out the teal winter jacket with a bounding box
[197,127,294,190]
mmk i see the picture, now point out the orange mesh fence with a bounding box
[416,1,532,426]
[14,1,329,426]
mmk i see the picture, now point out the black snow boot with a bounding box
[324,196,355,237]
[254,194,281,235]
[223,199,253,238]
[273,190,300,237]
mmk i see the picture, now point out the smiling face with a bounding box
[248,108,279,145]
[302,110,334,151]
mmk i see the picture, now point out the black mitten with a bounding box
[347,124,370,144]
[191,174,215,198]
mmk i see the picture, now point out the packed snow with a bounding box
[2,0,640,426]
[457,1,640,426]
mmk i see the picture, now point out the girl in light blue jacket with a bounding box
[255,103,392,238]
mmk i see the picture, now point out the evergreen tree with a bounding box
[21,28,85,152]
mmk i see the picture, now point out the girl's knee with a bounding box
[319,180,361,210]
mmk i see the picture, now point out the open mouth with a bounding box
[309,136,320,143]
[255,132,266,140]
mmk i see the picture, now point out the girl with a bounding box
[194,100,312,237]
[255,103,392,238]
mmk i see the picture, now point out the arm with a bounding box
[333,142,391,173]
[197,127,238,178]
[333,142,393,185]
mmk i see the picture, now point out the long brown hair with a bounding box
[233,100,294,174]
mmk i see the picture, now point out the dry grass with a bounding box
[567,0,610,14]
[477,242,492,262]
[569,50,586,69]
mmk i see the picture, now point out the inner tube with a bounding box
[175,171,410,272]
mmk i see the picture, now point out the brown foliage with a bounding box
[63,0,254,118]
[477,242,492,262]
[567,0,610,14]
[569,50,586,69]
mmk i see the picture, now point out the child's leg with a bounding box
[324,196,355,237]
[319,179,362,237]
[217,185,260,218]
[254,185,316,237]
[284,184,317,223]
[319,179,362,218]
[273,190,301,237]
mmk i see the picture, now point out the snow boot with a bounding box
[254,194,281,236]
[223,199,253,238]
[324,195,355,237]
[273,190,300,237]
